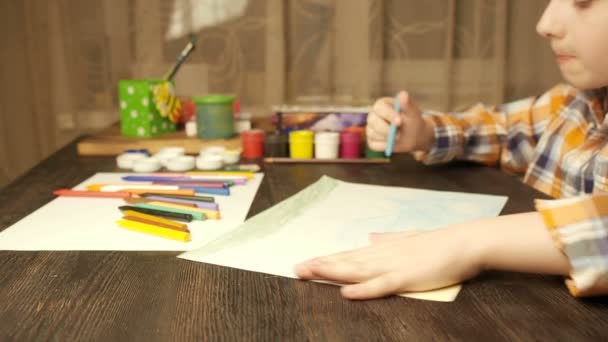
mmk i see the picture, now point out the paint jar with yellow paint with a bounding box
[289,130,314,159]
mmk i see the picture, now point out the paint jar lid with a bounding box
[241,129,265,141]
[193,94,235,104]
[290,130,314,141]
[265,132,287,144]
[315,131,339,143]
[340,130,360,142]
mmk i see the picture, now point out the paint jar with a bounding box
[314,132,340,159]
[340,131,361,159]
[194,95,235,139]
[264,132,288,157]
[222,149,242,164]
[365,142,386,158]
[289,130,314,159]
[241,129,265,159]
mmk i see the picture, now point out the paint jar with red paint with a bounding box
[241,129,265,159]
[340,130,361,159]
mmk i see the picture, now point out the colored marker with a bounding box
[88,184,179,192]
[122,176,192,182]
[53,189,131,199]
[117,219,191,242]
[124,198,198,208]
[141,195,219,210]
[192,187,230,196]
[142,201,220,220]
[139,193,215,203]
[121,209,188,231]
[187,171,253,179]
[152,181,228,189]
[118,205,193,222]
[133,203,207,221]
[385,94,400,157]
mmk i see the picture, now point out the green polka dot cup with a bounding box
[118,79,177,137]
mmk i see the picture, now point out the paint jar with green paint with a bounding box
[194,95,235,140]
[365,142,386,158]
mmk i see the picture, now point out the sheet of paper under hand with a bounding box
[179,176,508,302]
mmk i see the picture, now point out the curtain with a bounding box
[0,0,562,187]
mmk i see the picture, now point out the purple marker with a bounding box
[144,195,220,210]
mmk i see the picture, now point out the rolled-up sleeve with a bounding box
[536,195,608,297]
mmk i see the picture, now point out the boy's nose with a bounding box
[536,1,565,40]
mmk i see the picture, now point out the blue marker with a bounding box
[385,94,400,157]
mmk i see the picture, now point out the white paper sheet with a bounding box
[0,172,264,251]
[179,176,508,302]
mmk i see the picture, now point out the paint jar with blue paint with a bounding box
[194,95,235,140]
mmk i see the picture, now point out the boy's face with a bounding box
[537,0,608,89]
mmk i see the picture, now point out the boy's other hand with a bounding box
[294,227,482,300]
[366,91,434,153]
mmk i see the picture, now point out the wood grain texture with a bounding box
[1,138,608,341]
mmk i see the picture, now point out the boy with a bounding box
[295,0,608,300]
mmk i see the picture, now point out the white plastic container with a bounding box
[132,157,162,173]
[200,146,226,157]
[196,154,224,170]
[314,132,340,159]
[116,153,147,169]
[154,147,185,167]
[166,155,196,172]
[222,149,242,164]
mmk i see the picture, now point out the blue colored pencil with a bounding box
[191,186,230,196]
[385,94,400,157]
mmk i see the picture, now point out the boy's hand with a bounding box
[366,91,435,153]
[294,228,482,300]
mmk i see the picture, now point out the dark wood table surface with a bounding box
[2,140,608,341]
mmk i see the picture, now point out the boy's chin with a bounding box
[561,72,608,90]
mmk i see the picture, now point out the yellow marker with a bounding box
[146,201,221,220]
[187,171,253,179]
[117,219,191,242]
[122,210,187,230]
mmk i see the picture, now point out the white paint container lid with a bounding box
[315,132,340,143]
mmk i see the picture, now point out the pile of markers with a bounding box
[53,171,254,242]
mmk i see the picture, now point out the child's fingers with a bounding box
[366,124,388,142]
[295,261,369,282]
[293,263,316,279]
[340,272,406,300]
[396,91,410,112]
[367,140,387,152]
[367,112,391,136]
[371,97,401,125]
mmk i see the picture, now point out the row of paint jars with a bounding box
[290,130,361,159]
[241,129,385,159]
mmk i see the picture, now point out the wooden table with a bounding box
[1,139,608,341]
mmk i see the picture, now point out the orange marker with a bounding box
[53,189,131,199]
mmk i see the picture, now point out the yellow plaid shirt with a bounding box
[417,84,608,296]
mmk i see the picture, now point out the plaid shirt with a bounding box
[416,84,608,296]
